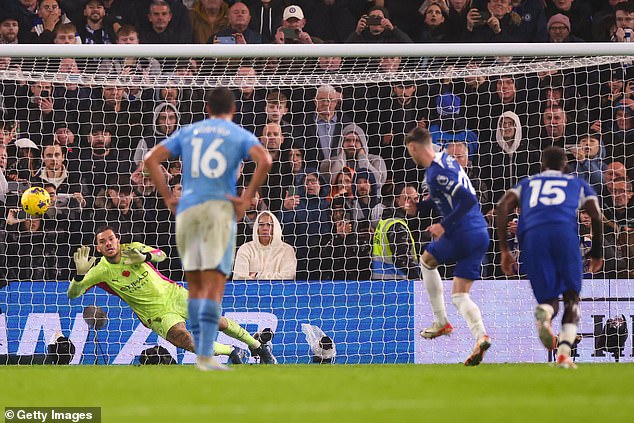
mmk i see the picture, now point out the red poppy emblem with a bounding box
[122,270,130,277]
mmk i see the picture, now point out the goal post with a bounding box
[0,43,633,365]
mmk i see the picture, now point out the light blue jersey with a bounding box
[161,118,260,215]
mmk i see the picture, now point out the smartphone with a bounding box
[477,10,490,24]
[40,89,50,98]
[215,35,236,44]
[55,193,73,207]
[366,15,382,25]
[281,27,300,41]
[16,210,29,220]
[6,181,30,192]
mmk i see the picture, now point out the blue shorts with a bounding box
[519,225,582,304]
[426,228,489,281]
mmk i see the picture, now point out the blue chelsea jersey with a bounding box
[160,118,260,215]
[511,170,598,236]
[425,152,487,233]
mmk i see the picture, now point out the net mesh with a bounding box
[0,51,633,364]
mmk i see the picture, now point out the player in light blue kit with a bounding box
[145,87,272,370]
[405,128,491,366]
[496,146,603,369]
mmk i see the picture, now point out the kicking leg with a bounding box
[534,299,559,351]
[557,290,580,369]
[420,251,453,339]
[452,277,490,366]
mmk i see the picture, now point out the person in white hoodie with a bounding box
[233,210,296,280]
[477,110,539,205]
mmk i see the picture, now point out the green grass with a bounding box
[2,364,634,422]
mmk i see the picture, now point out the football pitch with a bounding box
[2,363,633,423]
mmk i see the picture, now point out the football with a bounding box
[20,186,51,217]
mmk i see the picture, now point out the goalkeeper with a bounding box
[67,226,276,364]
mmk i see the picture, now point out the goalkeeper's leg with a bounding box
[219,317,277,364]
[219,317,261,350]
[165,322,245,363]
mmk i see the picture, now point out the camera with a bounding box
[366,15,382,25]
[281,27,300,41]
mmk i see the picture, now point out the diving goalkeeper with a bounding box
[67,226,276,364]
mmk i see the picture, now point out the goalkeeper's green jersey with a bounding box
[67,242,180,326]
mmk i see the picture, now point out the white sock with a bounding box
[452,293,486,340]
[538,303,554,318]
[558,323,577,357]
[421,265,448,326]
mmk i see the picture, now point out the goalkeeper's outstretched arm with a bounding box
[67,246,99,299]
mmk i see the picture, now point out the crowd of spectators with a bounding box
[0,0,633,45]
[0,0,633,282]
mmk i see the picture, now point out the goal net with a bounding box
[0,44,632,365]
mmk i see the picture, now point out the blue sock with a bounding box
[187,299,204,354]
[198,299,222,358]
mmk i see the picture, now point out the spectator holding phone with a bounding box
[209,1,262,44]
[33,143,84,206]
[346,6,412,43]
[273,5,318,44]
[190,0,229,44]
[464,0,531,42]
[15,80,55,144]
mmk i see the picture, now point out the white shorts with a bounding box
[175,200,236,274]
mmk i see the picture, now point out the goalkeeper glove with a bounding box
[121,247,150,265]
[74,246,96,275]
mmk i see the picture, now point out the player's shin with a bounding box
[198,300,222,358]
[187,299,204,353]
[421,264,448,326]
[222,317,261,349]
[452,293,486,340]
[557,323,578,358]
